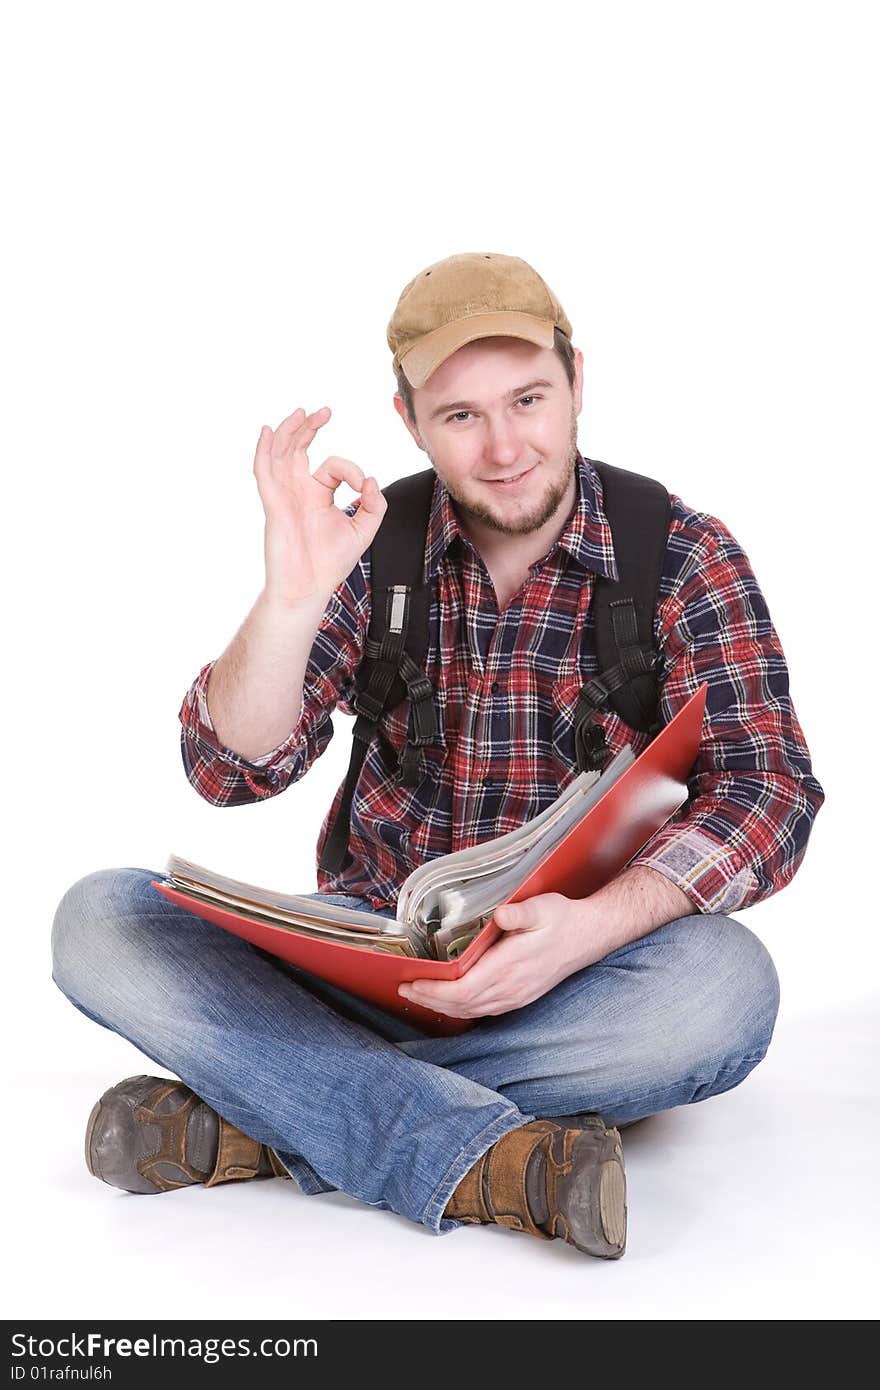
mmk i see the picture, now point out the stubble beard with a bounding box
[424,410,581,538]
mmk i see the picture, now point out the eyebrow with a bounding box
[428,379,556,421]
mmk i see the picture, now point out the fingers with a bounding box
[312,454,366,493]
[252,409,387,520]
[313,460,388,535]
[253,406,331,479]
[312,457,386,511]
[276,405,331,453]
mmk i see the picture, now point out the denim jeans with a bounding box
[50,867,780,1235]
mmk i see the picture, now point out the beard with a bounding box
[423,409,580,538]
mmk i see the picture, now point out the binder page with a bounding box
[164,855,403,934]
[433,749,636,930]
[396,769,601,927]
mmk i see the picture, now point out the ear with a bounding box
[393,392,427,453]
[572,347,585,416]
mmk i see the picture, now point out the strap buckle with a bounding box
[352,689,386,723]
[398,743,422,786]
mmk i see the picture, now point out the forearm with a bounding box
[206,588,332,762]
[568,864,696,970]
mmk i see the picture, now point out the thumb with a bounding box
[494,901,528,931]
[351,477,388,536]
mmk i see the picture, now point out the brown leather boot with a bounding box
[85,1074,292,1194]
[443,1115,626,1258]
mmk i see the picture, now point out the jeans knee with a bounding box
[50,866,150,1005]
[595,913,781,1092]
[692,913,781,1063]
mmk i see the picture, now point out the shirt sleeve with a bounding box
[628,509,826,915]
[178,508,370,808]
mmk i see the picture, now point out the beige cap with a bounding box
[387,251,573,389]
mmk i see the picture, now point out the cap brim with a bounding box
[399,312,556,389]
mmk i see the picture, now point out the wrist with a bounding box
[258,586,332,621]
[568,865,697,968]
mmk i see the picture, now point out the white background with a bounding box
[4,0,877,1321]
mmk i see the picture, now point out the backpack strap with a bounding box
[572,458,670,771]
[318,468,437,875]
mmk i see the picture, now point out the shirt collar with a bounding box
[423,450,619,585]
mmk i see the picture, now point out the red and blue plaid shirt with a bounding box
[179,453,825,915]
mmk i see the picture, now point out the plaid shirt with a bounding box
[179,453,825,915]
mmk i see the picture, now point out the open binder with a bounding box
[153,683,707,1036]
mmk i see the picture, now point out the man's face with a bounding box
[394,336,584,538]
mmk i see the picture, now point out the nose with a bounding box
[482,411,523,467]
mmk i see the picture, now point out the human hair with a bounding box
[394,327,577,428]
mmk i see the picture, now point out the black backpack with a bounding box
[319,458,671,875]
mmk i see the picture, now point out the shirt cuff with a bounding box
[184,660,305,776]
[629,819,760,915]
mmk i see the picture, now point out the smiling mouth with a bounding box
[484,466,535,486]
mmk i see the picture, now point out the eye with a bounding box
[445,395,541,424]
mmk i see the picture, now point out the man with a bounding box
[51,252,825,1261]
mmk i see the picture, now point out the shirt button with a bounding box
[483,776,494,788]
[490,680,501,694]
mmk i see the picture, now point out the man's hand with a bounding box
[255,405,387,608]
[398,892,586,1019]
[397,865,697,1020]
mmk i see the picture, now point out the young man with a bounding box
[51,252,825,1260]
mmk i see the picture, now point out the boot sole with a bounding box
[550,1123,627,1259]
[84,1098,102,1179]
[598,1155,627,1249]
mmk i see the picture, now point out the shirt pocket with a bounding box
[550,677,654,789]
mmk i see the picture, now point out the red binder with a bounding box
[153,683,707,1036]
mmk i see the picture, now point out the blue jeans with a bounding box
[50,867,780,1235]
